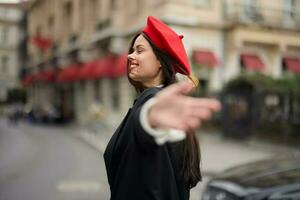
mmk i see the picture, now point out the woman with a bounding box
[104,16,220,200]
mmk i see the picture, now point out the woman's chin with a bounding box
[129,73,140,81]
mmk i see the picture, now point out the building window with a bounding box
[111,0,116,10]
[285,0,296,20]
[192,0,210,6]
[90,0,98,24]
[63,1,72,35]
[94,80,103,103]
[111,79,120,110]
[64,2,72,17]
[1,27,8,44]
[243,0,257,19]
[48,16,54,36]
[1,56,8,74]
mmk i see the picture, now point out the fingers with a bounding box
[150,84,221,132]
[167,107,211,132]
[190,107,212,120]
[181,108,210,131]
[175,118,202,133]
[184,97,221,112]
[178,98,221,132]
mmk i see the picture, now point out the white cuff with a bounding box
[140,97,186,145]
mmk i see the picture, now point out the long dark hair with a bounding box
[127,33,202,187]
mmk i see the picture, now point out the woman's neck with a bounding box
[142,79,163,88]
[142,71,164,88]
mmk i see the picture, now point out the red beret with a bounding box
[142,16,191,75]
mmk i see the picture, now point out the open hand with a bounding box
[148,82,221,132]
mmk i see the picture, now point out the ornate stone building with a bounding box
[24,0,300,125]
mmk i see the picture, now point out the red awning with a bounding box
[35,71,44,81]
[21,75,34,87]
[78,61,96,81]
[56,67,69,83]
[92,56,114,79]
[111,53,128,78]
[283,57,300,73]
[56,64,82,83]
[78,55,121,80]
[192,50,218,67]
[35,69,56,82]
[240,54,264,70]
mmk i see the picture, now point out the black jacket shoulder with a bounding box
[104,86,190,200]
[133,87,162,108]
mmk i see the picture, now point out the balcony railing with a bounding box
[225,3,300,30]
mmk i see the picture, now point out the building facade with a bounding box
[0,3,23,102]
[25,0,300,125]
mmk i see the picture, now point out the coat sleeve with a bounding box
[132,88,163,153]
[140,98,186,145]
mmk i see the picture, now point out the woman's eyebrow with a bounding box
[133,44,145,49]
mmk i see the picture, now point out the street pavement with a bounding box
[73,119,300,200]
[0,118,110,200]
[1,117,299,200]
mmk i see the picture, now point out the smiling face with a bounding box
[127,34,163,88]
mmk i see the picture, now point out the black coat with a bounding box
[104,87,190,200]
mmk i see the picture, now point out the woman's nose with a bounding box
[127,53,135,61]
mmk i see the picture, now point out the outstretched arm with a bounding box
[148,81,221,133]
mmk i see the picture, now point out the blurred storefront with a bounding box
[22,0,300,124]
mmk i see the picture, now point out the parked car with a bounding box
[202,155,300,200]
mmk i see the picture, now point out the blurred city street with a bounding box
[1,117,299,200]
[0,117,110,200]
[76,119,300,200]
[0,0,300,199]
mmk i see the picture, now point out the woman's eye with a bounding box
[137,49,143,54]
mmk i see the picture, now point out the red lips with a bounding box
[129,61,139,71]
